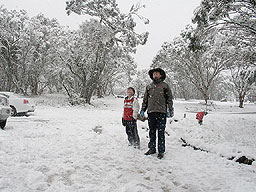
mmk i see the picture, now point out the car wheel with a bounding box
[0,120,7,129]
[10,106,17,116]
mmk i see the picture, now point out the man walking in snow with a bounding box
[140,68,173,159]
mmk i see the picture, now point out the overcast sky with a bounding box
[1,0,201,70]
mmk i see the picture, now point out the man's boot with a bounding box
[144,148,156,155]
[157,153,164,159]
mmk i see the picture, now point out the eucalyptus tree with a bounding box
[65,0,149,104]
[56,19,136,103]
[98,52,137,97]
[22,14,65,95]
[0,7,65,95]
[130,69,151,99]
[152,26,229,103]
[226,39,256,107]
[0,8,28,92]
[193,0,256,43]
[192,0,256,107]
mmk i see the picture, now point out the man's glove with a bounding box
[167,108,174,118]
[140,110,145,118]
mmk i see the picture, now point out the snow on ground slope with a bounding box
[0,95,256,192]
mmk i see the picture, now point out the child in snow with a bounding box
[122,87,140,148]
[196,111,208,125]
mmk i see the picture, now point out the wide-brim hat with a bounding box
[148,68,166,81]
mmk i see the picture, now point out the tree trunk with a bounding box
[204,97,208,105]
[80,80,94,104]
[97,84,103,98]
[31,78,39,95]
[200,89,209,105]
[85,87,93,104]
[239,93,245,108]
[6,59,13,91]
[62,83,72,98]
[137,91,140,99]
[6,77,12,91]
[80,80,88,99]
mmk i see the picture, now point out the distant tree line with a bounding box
[1,0,255,107]
[0,0,149,104]
[152,0,256,107]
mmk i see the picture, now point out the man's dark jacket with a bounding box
[141,68,173,114]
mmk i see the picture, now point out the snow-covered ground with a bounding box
[1,95,256,192]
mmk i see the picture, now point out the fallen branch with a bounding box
[180,137,209,153]
[180,137,255,165]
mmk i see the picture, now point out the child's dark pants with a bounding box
[125,118,140,147]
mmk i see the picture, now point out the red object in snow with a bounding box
[196,112,205,121]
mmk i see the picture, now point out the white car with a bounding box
[0,92,35,116]
[0,95,11,129]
